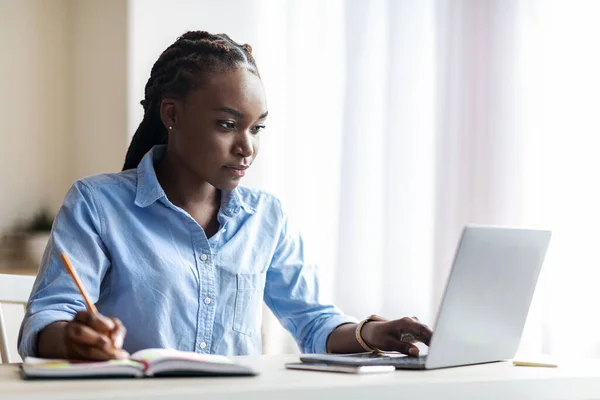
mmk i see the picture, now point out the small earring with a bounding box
[168,126,173,130]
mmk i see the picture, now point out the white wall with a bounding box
[69,0,128,180]
[0,0,128,233]
[0,0,70,231]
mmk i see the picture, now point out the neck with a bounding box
[155,150,220,210]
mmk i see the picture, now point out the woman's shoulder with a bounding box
[68,170,137,200]
[235,186,284,216]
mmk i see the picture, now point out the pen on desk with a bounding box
[60,252,98,314]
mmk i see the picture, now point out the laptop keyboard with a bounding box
[301,353,428,368]
[346,354,428,366]
[387,355,428,365]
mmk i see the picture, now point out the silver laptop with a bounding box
[301,225,552,370]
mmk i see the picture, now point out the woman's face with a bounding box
[161,67,268,190]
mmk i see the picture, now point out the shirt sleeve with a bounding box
[18,181,110,358]
[263,201,358,354]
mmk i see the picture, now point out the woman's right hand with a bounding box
[63,311,129,360]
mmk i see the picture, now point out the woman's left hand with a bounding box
[360,316,433,356]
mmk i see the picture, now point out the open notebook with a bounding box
[21,348,258,379]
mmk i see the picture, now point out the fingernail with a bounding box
[114,336,124,349]
[409,348,419,356]
[117,350,130,359]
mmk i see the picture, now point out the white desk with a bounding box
[2,355,600,400]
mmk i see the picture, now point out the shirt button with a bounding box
[199,342,207,349]
[204,297,212,305]
[200,254,208,261]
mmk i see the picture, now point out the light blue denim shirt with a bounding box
[18,145,357,358]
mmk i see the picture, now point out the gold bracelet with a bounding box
[355,314,387,353]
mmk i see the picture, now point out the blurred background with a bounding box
[1,0,600,357]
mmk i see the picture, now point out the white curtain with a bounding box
[130,0,600,357]
[514,0,600,358]
[255,0,526,355]
[252,0,438,354]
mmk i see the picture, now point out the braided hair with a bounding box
[122,31,259,171]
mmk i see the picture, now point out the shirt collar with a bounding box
[219,187,256,217]
[134,145,167,208]
[134,145,255,215]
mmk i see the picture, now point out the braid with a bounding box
[122,31,259,171]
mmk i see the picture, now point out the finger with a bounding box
[409,316,421,336]
[74,311,115,333]
[65,322,115,354]
[109,318,127,349]
[390,340,421,357]
[114,349,131,359]
[413,317,432,331]
[397,317,433,346]
[68,343,115,361]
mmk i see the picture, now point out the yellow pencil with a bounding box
[60,252,98,314]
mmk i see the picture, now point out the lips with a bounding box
[226,165,249,171]
[225,165,249,177]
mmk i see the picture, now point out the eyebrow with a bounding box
[213,107,268,120]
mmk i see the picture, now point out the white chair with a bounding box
[0,273,35,363]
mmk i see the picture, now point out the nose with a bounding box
[235,131,254,158]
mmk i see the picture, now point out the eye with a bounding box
[251,125,266,134]
[217,120,236,130]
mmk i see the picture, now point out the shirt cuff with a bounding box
[311,314,360,354]
[18,310,75,359]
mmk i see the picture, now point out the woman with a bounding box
[18,31,432,360]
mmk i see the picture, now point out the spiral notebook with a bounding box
[20,348,258,379]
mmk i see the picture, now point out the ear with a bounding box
[159,98,181,129]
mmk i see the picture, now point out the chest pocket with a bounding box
[233,273,264,336]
